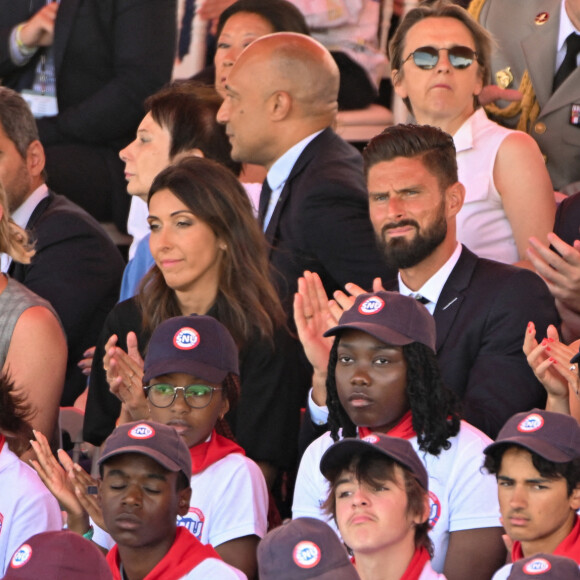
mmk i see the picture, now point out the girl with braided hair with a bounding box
[292,285,505,580]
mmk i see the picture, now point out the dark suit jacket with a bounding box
[0,0,176,149]
[265,127,396,317]
[554,192,580,246]
[299,246,557,453]
[418,246,557,438]
[10,192,125,405]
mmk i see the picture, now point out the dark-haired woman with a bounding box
[292,287,505,580]
[84,157,308,489]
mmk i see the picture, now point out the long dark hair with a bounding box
[327,339,460,455]
[137,157,285,347]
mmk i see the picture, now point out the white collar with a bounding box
[266,130,324,192]
[398,242,463,308]
[558,0,580,53]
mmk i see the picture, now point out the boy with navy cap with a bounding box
[319,433,445,580]
[508,553,580,579]
[3,530,112,580]
[98,419,247,579]
[257,517,359,580]
[484,409,580,579]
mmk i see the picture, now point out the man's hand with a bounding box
[19,2,59,48]
[478,85,523,107]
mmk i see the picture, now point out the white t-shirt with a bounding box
[420,561,448,579]
[178,557,247,579]
[0,445,62,575]
[492,563,511,580]
[94,452,268,550]
[292,421,501,573]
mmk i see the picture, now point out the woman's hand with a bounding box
[523,322,579,415]
[104,333,149,421]
[78,346,96,377]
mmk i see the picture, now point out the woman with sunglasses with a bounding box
[388,0,555,267]
[84,157,307,493]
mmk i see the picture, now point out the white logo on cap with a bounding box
[293,541,321,569]
[173,327,200,350]
[518,414,544,433]
[129,424,155,439]
[10,544,32,568]
[523,558,551,574]
[363,434,380,444]
[358,296,385,315]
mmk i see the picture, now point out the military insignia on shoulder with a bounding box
[495,67,514,89]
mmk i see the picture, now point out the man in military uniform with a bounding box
[471,0,580,193]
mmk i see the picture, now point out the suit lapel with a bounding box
[432,247,477,352]
[263,129,330,247]
[521,0,560,110]
[53,0,81,77]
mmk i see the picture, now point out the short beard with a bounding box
[378,204,447,270]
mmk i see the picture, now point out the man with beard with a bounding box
[298,124,558,443]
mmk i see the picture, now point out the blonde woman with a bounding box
[0,182,66,455]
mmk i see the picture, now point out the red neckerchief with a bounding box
[512,515,580,563]
[358,410,416,440]
[0,434,5,453]
[399,546,431,580]
[107,527,221,580]
[350,546,430,580]
[189,430,245,475]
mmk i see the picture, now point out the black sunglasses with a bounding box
[402,45,478,70]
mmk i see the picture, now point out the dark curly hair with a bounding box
[484,445,580,496]
[327,339,460,456]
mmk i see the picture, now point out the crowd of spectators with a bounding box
[1,0,580,578]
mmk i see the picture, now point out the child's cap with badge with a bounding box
[484,409,580,462]
[258,517,359,580]
[320,432,429,491]
[98,420,192,482]
[3,531,112,579]
[508,553,580,579]
[324,291,436,352]
[143,314,239,384]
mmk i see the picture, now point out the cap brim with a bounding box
[143,359,228,384]
[324,322,415,346]
[484,437,575,463]
[98,445,183,475]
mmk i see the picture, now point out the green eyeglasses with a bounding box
[402,45,478,70]
[144,383,223,409]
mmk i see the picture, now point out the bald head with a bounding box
[217,33,340,167]
[238,32,338,119]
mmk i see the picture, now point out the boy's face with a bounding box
[497,446,580,555]
[98,453,191,549]
[334,463,424,557]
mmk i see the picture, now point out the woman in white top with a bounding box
[388,0,555,267]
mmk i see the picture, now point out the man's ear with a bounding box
[270,90,292,121]
[445,182,465,218]
[178,486,192,517]
[25,140,45,179]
